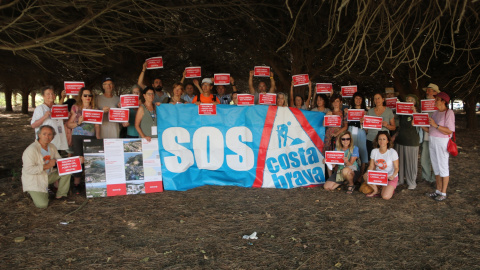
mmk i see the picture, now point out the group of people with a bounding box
[21,61,455,207]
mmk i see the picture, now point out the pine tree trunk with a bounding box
[4,88,13,112]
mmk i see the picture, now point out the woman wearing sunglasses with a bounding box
[66,88,101,194]
[324,130,360,194]
[363,131,399,199]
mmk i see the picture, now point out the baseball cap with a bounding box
[202,78,213,85]
[102,77,114,83]
[434,92,450,103]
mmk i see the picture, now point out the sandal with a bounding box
[366,193,380,198]
[346,185,355,194]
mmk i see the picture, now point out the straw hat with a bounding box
[385,87,399,97]
[422,83,440,93]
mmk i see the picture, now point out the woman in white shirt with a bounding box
[363,131,399,200]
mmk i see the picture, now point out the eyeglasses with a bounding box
[83,94,93,97]
[341,138,351,141]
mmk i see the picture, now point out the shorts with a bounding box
[387,176,399,188]
[326,167,361,183]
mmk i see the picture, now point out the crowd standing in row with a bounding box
[22,62,455,207]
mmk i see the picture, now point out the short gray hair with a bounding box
[37,125,56,138]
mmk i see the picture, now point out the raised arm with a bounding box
[193,79,203,94]
[180,69,186,84]
[137,62,148,89]
[230,77,238,93]
[304,81,312,109]
[289,81,294,107]
[248,70,255,95]
[268,71,276,93]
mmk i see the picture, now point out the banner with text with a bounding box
[156,104,326,191]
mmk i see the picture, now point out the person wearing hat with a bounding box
[384,87,399,98]
[96,77,125,138]
[422,92,455,201]
[420,83,441,184]
[248,69,276,104]
[192,78,220,104]
[392,94,422,189]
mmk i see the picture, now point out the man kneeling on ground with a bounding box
[22,125,72,208]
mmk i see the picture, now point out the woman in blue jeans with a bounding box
[345,92,368,175]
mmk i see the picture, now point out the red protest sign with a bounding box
[292,74,309,87]
[324,115,342,127]
[363,116,383,129]
[146,56,163,69]
[316,83,333,94]
[341,85,357,97]
[254,66,270,77]
[347,109,365,121]
[237,94,255,106]
[51,105,69,119]
[386,98,397,110]
[82,109,103,124]
[421,99,438,113]
[109,108,129,123]
[413,113,430,127]
[325,151,345,165]
[64,81,85,95]
[214,73,230,85]
[185,67,201,78]
[57,156,82,176]
[198,103,217,115]
[396,102,414,115]
[367,170,388,186]
[120,94,139,108]
[259,93,276,105]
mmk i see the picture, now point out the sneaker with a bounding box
[425,192,438,198]
[434,195,447,201]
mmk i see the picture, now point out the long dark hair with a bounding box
[350,92,367,110]
[315,94,329,109]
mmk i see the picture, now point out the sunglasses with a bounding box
[341,138,351,141]
[83,94,93,97]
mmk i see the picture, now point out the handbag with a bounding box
[447,132,458,156]
[443,110,458,156]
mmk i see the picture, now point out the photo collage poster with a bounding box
[83,138,163,198]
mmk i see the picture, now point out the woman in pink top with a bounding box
[422,92,455,201]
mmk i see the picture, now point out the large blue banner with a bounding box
[156,104,326,191]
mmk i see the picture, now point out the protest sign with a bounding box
[254,66,270,77]
[120,95,139,108]
[325,151,345,165]
[292,74,309,87]
[347,109,365,121]
[214,73,230,85]
[57,156,82,176]
[316,83,332,94]
[82,109,103,124]
[421,99,438,112]
[237,94,255,106]
[185,67,201,78]
[109,108,129,123]
[367,170,388,186]
[146,56,163,69]
[64,81,85,95]
[324,115,342,127]
[51,105,69,119]
[259,93,276,105]
[386,98,397,110]
[363,116,383,129]
[341,85,357,97]
[198,103,217,115]
[413,113,430,126]
[396,102,414,115]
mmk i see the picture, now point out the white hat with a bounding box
[385,87,399,96]
[202,78,213,85]
[423,83,440,93]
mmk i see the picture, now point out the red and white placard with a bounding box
[367,170,388,186]
[396,102,414,115]
[109,108,129,123]
[57,156,82,176]
[325,151,345,165]
[120,94,139,108]
[341,85,357,97]
[324,115,342,127]
[347,109,365,121]
[64,81,85,95]
[146,56,163,69]
[198,103,217,115]
[292,74,309,87]
[421,99,438,113]
[316,83,333,94]
[237,94,255,106]
[254,66,270,77]
[363,116,383,129]
[51,105,69,119]
[413,113,430,127]
[185,66,202,78]
[386,98,397,110]
[82,109,104,124]
[259,93,276,105]
[214,73,230,85]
